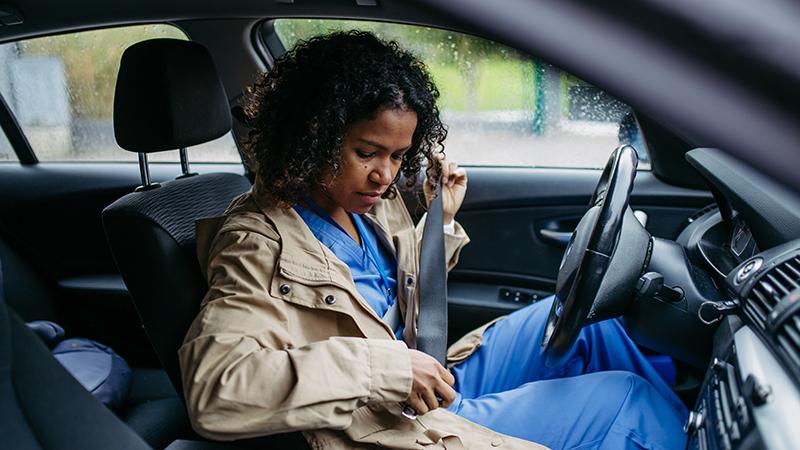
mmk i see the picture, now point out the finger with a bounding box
[438,365,456,386]
[420,384,440,413]
[444,162,457,186]
[435,380,458,409]
[407,392,429,415]
[451,167,467,187]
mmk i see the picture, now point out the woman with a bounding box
[179,31,687,449]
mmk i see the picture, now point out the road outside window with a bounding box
[273,19,649,169]
[0,25,241,163]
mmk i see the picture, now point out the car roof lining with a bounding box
[0,0,469,44]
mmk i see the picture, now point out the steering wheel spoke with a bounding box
[542,145,651,360]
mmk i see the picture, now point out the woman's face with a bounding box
[316,107,418,215]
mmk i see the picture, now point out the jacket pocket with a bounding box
[367,405,466,450]
[271,269,350,312]
[370,429,464,449]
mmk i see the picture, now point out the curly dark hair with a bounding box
[243,30,447,208]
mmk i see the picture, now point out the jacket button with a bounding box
[324,295,336,305]
[279,283,291,295]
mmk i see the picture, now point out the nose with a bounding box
[369,159,394,186]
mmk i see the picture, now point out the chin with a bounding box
[350,205,375,215]
[349,199,379,214]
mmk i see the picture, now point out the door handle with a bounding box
[538,210,647,247]
[539,229,573,245]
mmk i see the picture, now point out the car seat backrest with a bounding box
[103,173,250,393]
[0,260,153,450]
[102,39,251,396]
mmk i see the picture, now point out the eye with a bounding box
[392,152,407,161]
[356,149,375,159]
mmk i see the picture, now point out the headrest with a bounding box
[113,39,232,153]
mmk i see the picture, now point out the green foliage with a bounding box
[19,24,186,119]
[274,19,536,112]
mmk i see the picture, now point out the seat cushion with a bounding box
[122,368,192,449]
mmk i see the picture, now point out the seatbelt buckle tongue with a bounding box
[401,404,418,420]
[400,394,444,420]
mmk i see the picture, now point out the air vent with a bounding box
[744,255,800,375]
[744,256,800,326]
[776,305,800,369]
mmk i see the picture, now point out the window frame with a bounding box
[0,86,36,164]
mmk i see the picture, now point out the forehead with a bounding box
[346,108,418,148]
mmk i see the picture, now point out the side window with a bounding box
[271,20,649,169]
[0,25,241,163]
[0,128,17,162]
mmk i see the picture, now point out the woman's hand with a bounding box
[424,153,467,224]
[406,349,457,415]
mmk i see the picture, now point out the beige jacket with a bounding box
[179,190,546,450]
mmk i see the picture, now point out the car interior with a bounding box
[1,1,799,450]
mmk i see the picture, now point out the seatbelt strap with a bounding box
[416,181,448,365]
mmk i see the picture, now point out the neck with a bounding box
[309,189,350,228]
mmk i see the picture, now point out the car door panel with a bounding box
[447,167,712,342]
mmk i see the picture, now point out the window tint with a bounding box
[272,19,649,169]
[0,25,241,163]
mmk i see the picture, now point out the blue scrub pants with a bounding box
[448,296,688,450]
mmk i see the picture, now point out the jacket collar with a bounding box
[255,195,405,337]
[255,197,352,284]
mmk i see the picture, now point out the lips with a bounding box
[357,191,382,206]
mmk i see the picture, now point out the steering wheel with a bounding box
[541,145,651,364]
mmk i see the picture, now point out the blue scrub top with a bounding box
[294,205,403,339]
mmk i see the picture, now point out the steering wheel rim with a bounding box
[541,145,639,362]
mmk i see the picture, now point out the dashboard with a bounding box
[675,149,800,450]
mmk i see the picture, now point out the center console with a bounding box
[686,241,800,450]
